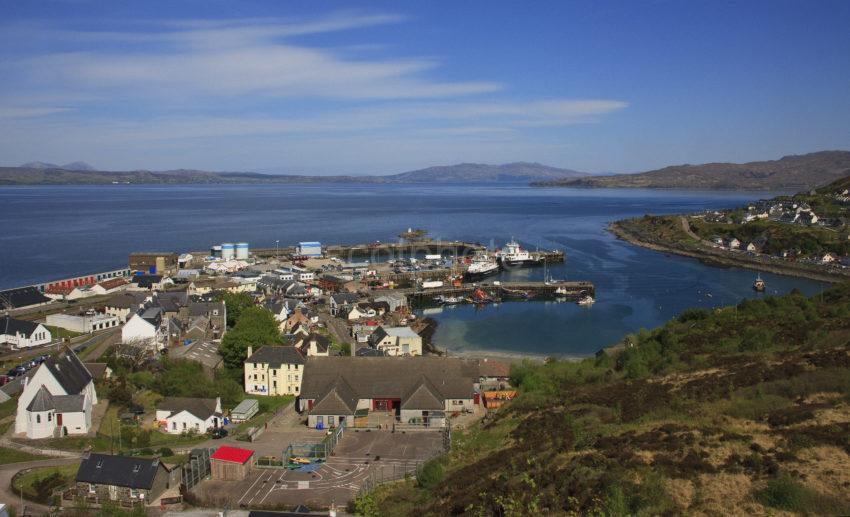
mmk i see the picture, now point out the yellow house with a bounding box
[244,346,306,396]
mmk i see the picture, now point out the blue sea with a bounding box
[0,183,828,356]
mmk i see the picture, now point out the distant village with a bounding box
[0,235,522,513]
[692,185,850,268]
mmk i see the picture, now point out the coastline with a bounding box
[608,220,850,285]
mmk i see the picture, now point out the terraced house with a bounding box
[244,345,306,396]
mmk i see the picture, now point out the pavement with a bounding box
[192,429,443,509]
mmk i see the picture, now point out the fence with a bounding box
[357,420,451,496]
[181,448,213,491]
[282,420,346,465]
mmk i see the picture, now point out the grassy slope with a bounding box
[375,284,850,516]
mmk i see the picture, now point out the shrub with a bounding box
[417,458,445,489]
[159,447,174,456]
[756,473,811,511]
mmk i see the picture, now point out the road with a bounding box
[0,457,79,515]
[319,313,354,350]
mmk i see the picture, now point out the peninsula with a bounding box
[609,175,850,283]
[533,150,850,191]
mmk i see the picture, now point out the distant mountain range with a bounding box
[533,151,850,191]
[0,161,587,185]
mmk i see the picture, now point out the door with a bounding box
[57,413,63,426]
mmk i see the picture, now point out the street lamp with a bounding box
[275,240,280,261]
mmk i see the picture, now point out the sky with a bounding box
[0,0,849,175]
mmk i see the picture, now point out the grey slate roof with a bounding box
[330,293,360,305]
[76,453,167,490]
[157,397,220,420]
[27,385,54,411]
[301,357,477,409]
[54,394,86,412]
[246,346,305,367]
[311,377,358,415]
[401,376,444,410]
[43,350,93,395]
[1,316,40,337]
[0,287,50,309]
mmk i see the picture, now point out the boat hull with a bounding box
[464,267,501,281]
[497,257,544,268]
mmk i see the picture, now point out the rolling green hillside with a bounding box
[370,284,850,516]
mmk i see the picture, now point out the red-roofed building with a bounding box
[210,446,255,481]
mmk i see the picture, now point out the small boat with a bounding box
[291,457,311,464]
[753,274,766,292]
[554,286,568,296]
[577,295,595,306]
[436,295,462,304]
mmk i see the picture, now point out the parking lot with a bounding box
[193,428,444,508]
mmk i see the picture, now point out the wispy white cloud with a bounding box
[0,12,629,172]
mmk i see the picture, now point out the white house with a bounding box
[46,312,120,334]
[15,349,97,439]
[90,278,129,296]
[727,238,741,250]
[1,317,52,349]
[121,310,163,350]
[370,326,423,356]
[156,397,222,434]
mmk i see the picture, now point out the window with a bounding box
[89,484,96,494]
[329,416,335,426]
[172,422,176,430]
[295,375,299,381]
[130,489,138,498]
[317,416,324,425]
[295,386,299,393]
[36,415,41,424]
[48,413,52,422]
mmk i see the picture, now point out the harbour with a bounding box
[0,183,830,357]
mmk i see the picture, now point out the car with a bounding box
[209,427,229,439]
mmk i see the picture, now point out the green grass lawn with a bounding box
[0,446,47,465]
[233,395,293,434]
[44,325,83,340]
[12,463,79,504]
[0,398,16,419]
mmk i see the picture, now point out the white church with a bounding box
[15,349,98,439]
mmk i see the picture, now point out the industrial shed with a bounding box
[210,446,255,481]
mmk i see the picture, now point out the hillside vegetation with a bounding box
[371,284,850,516]
[535,151,850,190]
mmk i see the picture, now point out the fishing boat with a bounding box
[753,274,766,292]
[577,295,595,306]
[436,295,462,304]
[496,238,544,267]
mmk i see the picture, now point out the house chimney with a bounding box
[247,346,253,358]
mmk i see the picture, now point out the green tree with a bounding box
[219,307,283,370]
[215,291,254,328]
